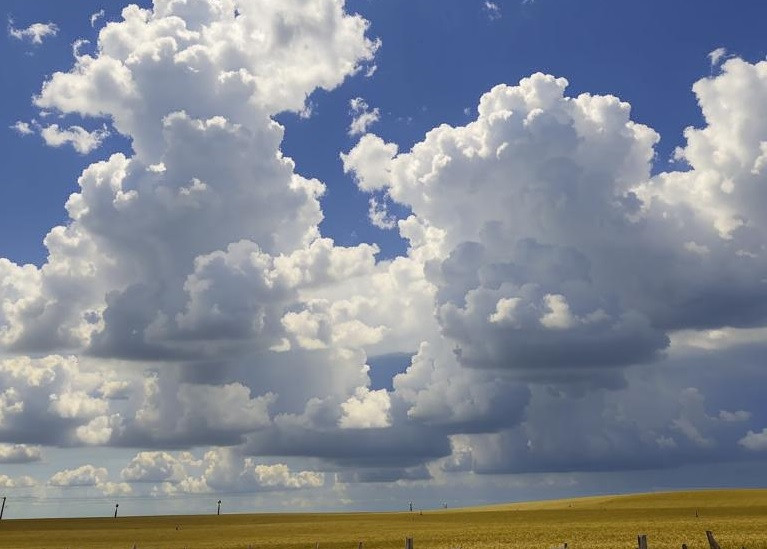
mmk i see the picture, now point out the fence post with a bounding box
[638,534,648,549]
[706,531,722,549]
[405,537,414,549]
[682,544,688,549]
[359,541,364,549]
[0,496,5,520]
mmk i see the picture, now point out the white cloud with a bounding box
[718,410,751,422]
[708,47,727,67]
[8,21,58,45]
[484,2,502,21]
[739,428,767,451]
[10,121,34,135]
[163,449,325,494]
[0,444,42,463]
[540,294,576,330]
[241,461,324,489]
[339,387,392,429]
[39,124,109,154]
[75,414,122,445]
[0,473,37,489]
[488,297,520,325]
[0,356,126,446]
[99,481,132,496]
[368,196,397,229]
[3,0,767,490]
[50,464,108,487]
[90,10,106,28]
[348,97,380,136]
[121,451,187,483]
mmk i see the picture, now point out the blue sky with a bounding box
[1,0,767,519]
[6,0,767,265]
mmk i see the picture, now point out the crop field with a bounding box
[1,489,766,549]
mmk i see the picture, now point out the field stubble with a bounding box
[1,490,766,549]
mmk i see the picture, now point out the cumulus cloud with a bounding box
[0,474,37,488]
[49,464,108,487]
[39,124,110,154]
[368,196,397,229]
[10,121,34,136]
[0,355,125,446]
[8,21,58,45]
[339,387,392,429]
[0,0,411,471]
[3,0,767,494]
[739,429,767,451]
[0,443,42,463]
[342,60,767,474]
[147,448,325,494]
[348,97,380,136]
[121,451,187,483]
[241,461,324,489]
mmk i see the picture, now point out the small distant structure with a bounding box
[114,503,119,519]
[1,496,6,520]
[217,500,222,516]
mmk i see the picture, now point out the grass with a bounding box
[1,489,766,549]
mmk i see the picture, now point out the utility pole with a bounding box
[217,500,222,516]
[1,496,6,520]
[114,503,119,519]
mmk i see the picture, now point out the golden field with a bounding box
[1,489,766,549]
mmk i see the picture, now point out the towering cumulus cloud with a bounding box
[2,0,767,504]
[344,62,767,474]
[0,1,388,462]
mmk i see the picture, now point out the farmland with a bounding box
[1,489,766,549]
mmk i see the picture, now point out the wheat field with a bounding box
[1,489,766,549]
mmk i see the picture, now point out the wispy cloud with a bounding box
[39,124,110,154]
[90,9,106,28]
[484,1,502,21]
[8,20,58,45]
[10,121,34,136]
[708,47,728,67]
[348,97,380,136]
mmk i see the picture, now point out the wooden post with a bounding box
[217,500,222,516]
[114,503,119,519]
[638,534,648,549]
[706,531,722,549]
[359,542,364,549]
[0,496,5,520]
[405,537,414,549]
[682,544,688,549]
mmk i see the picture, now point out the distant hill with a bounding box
[459,488,767,511]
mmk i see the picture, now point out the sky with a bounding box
[1,0,767,519]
